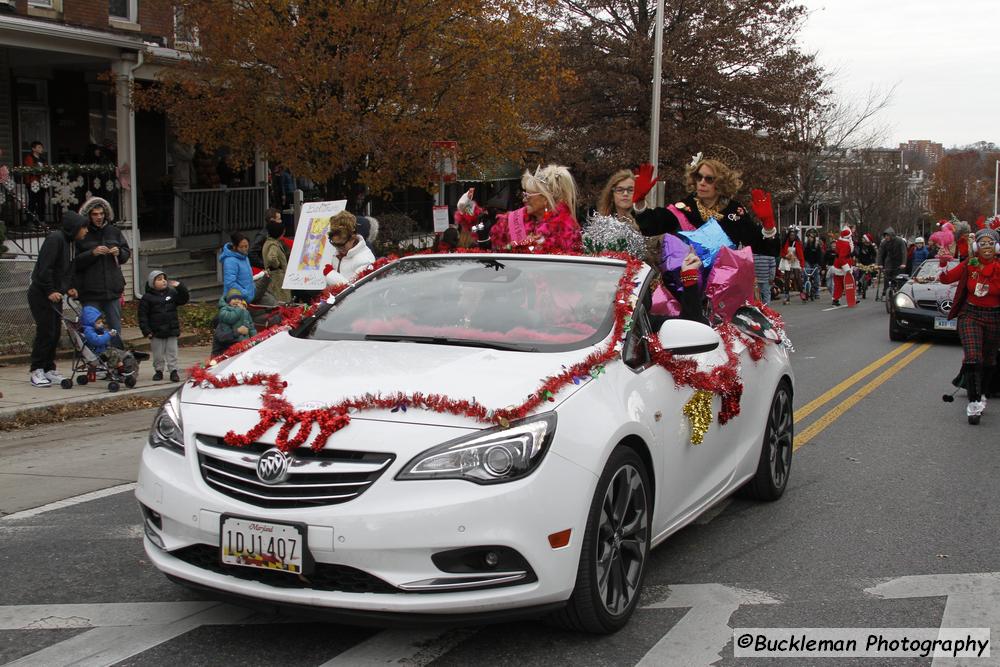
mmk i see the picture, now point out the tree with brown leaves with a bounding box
[135,0,568,196]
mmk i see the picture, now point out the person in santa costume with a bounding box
[939,228,1000,424]
[830,227,853,307]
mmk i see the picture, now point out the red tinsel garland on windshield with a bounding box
[189,250,784,452]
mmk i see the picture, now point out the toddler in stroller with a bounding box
[59,303,144,391]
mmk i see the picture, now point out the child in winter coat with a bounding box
[80,305,124,374]
[212,288,257,356]
[138,270,190,382]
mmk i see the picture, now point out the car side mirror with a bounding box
[656,319,721,355]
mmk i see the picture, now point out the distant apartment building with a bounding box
[900,139,944,169]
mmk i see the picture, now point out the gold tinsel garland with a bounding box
[683,390,714,445]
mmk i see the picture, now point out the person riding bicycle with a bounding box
[876,228,907,300]
[803,230,824,300]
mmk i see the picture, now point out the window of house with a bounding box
[174,7,199,47]
[28,0,53,7]
[109,0,137,22]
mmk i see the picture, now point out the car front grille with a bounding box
[196,436,394,509]
[916,299,939,310]
[171,544,399,594]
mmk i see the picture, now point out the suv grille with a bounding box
[171,544,399,594]
[196,436,394,509]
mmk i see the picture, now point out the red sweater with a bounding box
[940,259,1000,308]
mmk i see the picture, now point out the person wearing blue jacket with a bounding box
[218,232,255,304]
[80,304,124,373]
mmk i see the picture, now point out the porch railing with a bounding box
[175,186,267,237]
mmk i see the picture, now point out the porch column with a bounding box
[254,148,268,208]
[112,57,138,226]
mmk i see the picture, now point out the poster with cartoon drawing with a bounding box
[282,200,348,290]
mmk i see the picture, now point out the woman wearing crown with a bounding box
[629,152,777,250]
[456,164,582,254]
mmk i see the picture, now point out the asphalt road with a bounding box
[2,295,999,667]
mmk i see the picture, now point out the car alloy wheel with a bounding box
[744,380,793,501]
[550,446,651,633]
[596,463,648,615]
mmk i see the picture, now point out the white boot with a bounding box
[967,401,985,417]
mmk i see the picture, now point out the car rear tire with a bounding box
[743,380,793,501]
[549,446,651,634]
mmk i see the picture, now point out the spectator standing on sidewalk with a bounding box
[23,141,47,224]
[74,197,131,348]
[27,211,87,386]
[138,270,190,382]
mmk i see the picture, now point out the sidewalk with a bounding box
[0,342,211,423]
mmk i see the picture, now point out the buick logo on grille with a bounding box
[939,299,953,316]
[256,448,290,484]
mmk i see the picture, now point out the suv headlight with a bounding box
[894,292,915,309]
[149,388,184,455]
[396,412,557,484]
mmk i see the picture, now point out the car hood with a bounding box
[902,280,956,302]
[182,331,595,426]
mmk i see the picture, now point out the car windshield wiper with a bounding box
[363,334,538,352]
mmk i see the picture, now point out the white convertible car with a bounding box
[137,253,793,633]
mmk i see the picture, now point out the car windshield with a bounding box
[305,256,627,352]
[914,259,959,280]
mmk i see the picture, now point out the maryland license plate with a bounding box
[934,317,957,331]
[220,516,309,574]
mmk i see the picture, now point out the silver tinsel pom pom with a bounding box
[583,213,647,258]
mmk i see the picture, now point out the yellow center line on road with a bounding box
[794,342,932,450]
[795,341,915,424]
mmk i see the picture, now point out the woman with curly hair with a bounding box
[458,164,582,254]
[631,155,775,251]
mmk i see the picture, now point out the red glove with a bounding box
[632,163,657,204]
[322,264,334,276]
[750,189,776,231]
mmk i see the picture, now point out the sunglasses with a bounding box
[521,191,544,201]
[613,186,635,195]
[694,173,716,184]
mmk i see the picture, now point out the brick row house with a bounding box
[0,0,267,302]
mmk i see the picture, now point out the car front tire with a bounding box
[550,445,652,634]
[744,380,793,501]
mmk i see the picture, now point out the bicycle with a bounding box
[799,265,820,302]
[881,269,909,314]
[855,265,879,300]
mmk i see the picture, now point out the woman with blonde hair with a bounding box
[457,164,582,254]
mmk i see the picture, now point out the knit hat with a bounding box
[225,288,245,303]
[863,233,874,244]
[914,237,924,244]
[147,270,166,288]
[974,228,999,244]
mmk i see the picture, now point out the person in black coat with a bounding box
[27,211,88,386]
[74,197,131,348]
[138,270,190,382]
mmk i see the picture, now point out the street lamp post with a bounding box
[994,159,998,217]
[646,0,665,208]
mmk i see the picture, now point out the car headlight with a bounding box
[894,292,915,309]
[149,388,184,455]
[396,412,557,484]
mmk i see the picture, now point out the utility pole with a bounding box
[646,0,665,208]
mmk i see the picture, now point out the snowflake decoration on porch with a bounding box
[51,172,85,210]
[3,177,15,191]
[40,174,52,189]
[0,189,6,205]
[30,180,40,193]
[92,177,102,190]
[106,179,115,192]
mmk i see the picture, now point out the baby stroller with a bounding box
[58,300,145,392]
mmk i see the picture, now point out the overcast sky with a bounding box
[796,1,1000,149]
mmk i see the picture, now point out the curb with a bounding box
[0,333,203,367]
[0,383,177,426]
